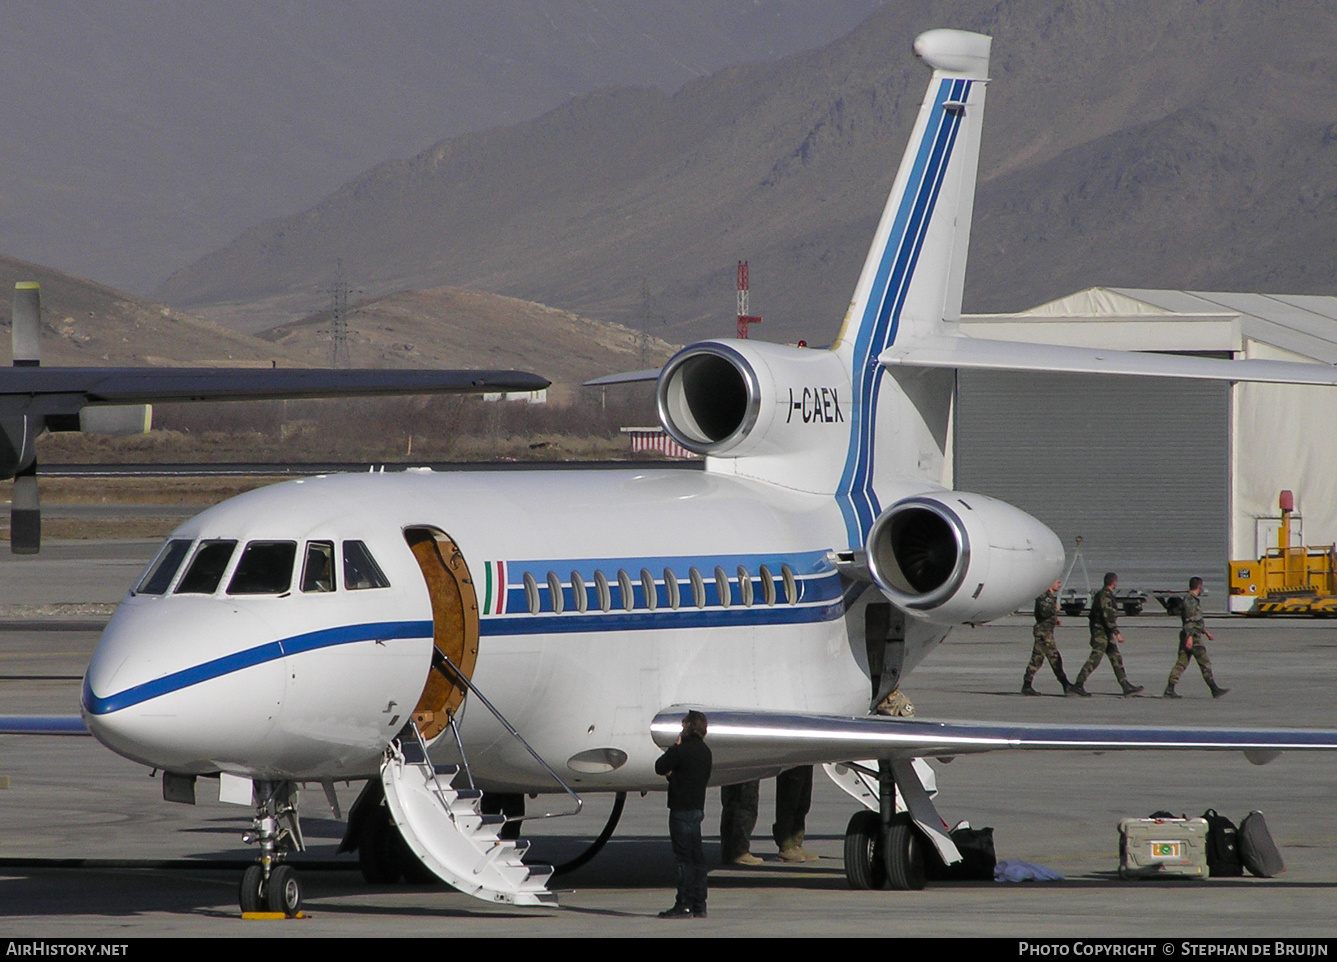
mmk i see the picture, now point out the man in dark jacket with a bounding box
[654,710,712,918]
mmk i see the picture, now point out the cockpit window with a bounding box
[137,539,193,595]
[343,540,390,590]
[227,541,297,595]
[301,541,336,593]
[175,540,238,594]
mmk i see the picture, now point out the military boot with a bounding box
[1021,679,1040,696]
[1163,685,1181,699]
[1121,682,1145,697]
[1067,681,1091,697]
[1210,685,1230,698]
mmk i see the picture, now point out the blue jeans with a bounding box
[669,808,707,910]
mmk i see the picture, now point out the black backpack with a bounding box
[1201,809,1243,877]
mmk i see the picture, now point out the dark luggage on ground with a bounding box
[924,825,996,881]
[1202,808,1243,877]
[1238,811,1285,878]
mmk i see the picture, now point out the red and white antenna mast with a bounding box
[736,260,762,339]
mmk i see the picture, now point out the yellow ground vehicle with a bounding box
[1228,490,1337,615]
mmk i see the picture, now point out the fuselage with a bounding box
[82,466,952,792]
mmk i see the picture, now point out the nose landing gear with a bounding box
[239,780,304,917]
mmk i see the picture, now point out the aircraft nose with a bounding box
[83,597,286,772]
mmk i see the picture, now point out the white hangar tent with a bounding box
[952,288,1337,609]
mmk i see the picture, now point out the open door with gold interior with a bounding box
[403,526,480,740]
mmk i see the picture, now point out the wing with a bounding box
[583,369,661,387]
[880,334,1337,385]
[0,715,88,735]
[0,367,550,417]
[652,708,1337,779]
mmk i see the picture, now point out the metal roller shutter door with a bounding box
[954,371,1229,603]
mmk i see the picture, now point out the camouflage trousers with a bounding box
[1075,630,1130,686]
[1024,628,1068,685]
[719,766,813,859]
[1167,631,1218,688]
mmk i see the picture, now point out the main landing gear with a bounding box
[239,780,304,916]
[842,760,939,891]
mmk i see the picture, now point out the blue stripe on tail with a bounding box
[836,78,970,545]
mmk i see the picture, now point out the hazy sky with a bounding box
[0,0,884,294]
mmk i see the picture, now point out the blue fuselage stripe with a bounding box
[83,620,434,716]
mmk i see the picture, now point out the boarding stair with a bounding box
[381,723,556,906]
[380,655,580,906]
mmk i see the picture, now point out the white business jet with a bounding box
[32,28,1337,915]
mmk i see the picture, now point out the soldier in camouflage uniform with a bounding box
[1069,572,1144,697]
[1164,576,1229,698]
[1023,579,1073,695]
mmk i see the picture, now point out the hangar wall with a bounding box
[954,370,1229,604]
[1232,341,1337,560]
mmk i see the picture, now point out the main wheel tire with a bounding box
[843,810,887,890]
[266,864,302,916]
[239,864,264,914]
[884,814,927,890]
[358,811,402,884]
[394,825,439,885]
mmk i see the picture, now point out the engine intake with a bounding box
[657,343,760,455]
[867,491,1063,624]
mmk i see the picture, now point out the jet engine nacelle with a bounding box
[867,491,1064,624]
[656,340,850,459]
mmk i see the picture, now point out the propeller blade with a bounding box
[11,459,39,554]
[11,281,40,368]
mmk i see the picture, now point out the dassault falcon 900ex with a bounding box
[19,29,1337,915]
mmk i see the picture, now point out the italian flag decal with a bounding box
[482,561,508,616]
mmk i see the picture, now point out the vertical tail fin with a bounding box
[833,30,990,367]
[833,30,990,545]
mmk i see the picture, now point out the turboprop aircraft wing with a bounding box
[0,715,87,735]
[651,708,1337,777]
[0,367,550,417]
[879,334,1337,385]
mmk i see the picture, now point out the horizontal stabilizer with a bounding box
[880,335,1337,385]
[0,367,550,417]
[652,708,1337,773]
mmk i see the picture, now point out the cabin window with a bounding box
[547,571,564,614]
[664,568,680,609]
[571,571,588,613]
[617,569,635,611]
[301,541,336,593]
[175,540,238,594]
[641,568,657,611]
[689,567,706,608]
[759,564,777,606]
[715,566,732,608]
[781,563,798,604]
[523,572,540,615]
[228,541,297,595]
[737,565,754,607]
[343,540,390,590]
[137,539,193,595]
[594,570,611,612]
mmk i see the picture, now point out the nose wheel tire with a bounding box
[266,864,302,916]
[883,814,927,890]
[843,810,887,889]
[239,864,264,914]
[239,863,302,917]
